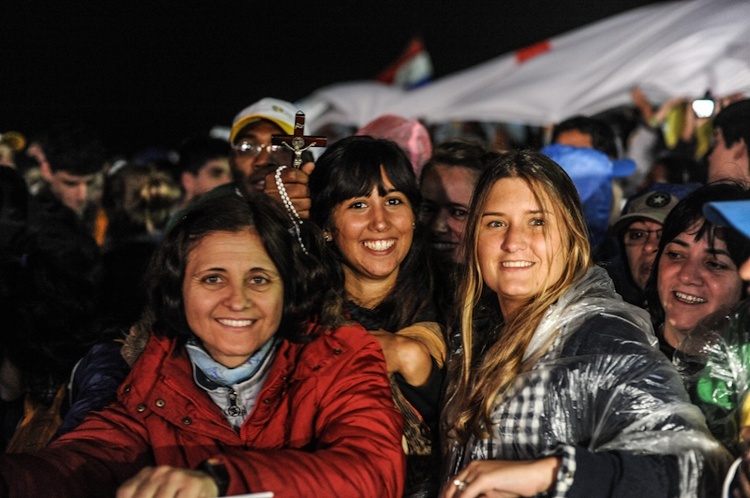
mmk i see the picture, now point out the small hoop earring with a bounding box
[324,234,332,242]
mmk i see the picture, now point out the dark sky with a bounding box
[1,0,665,155]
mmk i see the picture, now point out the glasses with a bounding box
[231,142,288,157]
[623,228,662,246]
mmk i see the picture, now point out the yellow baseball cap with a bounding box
[230,98,296,143]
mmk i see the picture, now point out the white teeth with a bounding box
[217,319,253,327]
[501,261,534,268]
[674,291,706,304]
[363,240,395,251]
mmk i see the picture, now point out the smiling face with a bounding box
[182,229,283,368]
[329,169,414,293]
[419,164,481,263]
[657,223,743,349]
[476,177,566,320]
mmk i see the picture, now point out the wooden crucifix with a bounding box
[271,111,327,168]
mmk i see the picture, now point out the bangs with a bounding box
[310,136,421,227]
[325,144,420,209]
[329,158,391,203]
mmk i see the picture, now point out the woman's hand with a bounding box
[441,457,560,498]
[369,330,433,386]
[116,466,219,498]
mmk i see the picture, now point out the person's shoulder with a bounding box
[563,312,658,357]
[307,322,379,355]
[126,334,180,378]
[290,322,383,376]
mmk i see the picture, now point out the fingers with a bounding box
[263,167,312,219]
[737,454,750,498]
[116,466,218,498]
[281,166,311,185]
[439,478,461,498]
[300,161,315,176]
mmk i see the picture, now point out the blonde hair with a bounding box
[446,150,593,441]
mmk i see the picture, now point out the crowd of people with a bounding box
[0,93,749,498]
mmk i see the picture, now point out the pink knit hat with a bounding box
[356,114,432,178]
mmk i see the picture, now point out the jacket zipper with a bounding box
[224,388,246,418]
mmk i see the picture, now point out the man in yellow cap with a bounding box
[229,98,315,218]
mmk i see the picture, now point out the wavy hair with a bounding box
[446,150,593,441]
[146,191,333,344]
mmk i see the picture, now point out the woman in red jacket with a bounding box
[0,192,405,498]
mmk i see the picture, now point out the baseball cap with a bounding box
[230,98,297,143]
[611,183,701,235]
[703,200,750,239]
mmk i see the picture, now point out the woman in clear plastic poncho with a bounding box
[646,182,749,361]
[671,199,750,496]
[441,150,730,498]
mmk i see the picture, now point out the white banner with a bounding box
[300,0,750,130]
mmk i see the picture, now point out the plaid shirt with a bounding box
[466,334,575,497]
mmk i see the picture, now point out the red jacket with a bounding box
[0,323,405,497]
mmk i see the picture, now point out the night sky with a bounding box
[1,0,665,155]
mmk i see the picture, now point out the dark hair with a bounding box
[647,181,750,325]
[146,191,331,344]
[420,139,500,182]
[649,153,706,185]
[43,123,106,176]
[178,137,230,176]
[311,136,422,223]
[0,166,29,224]
[552,115,618,159]
[713,99,750,154]
[0,225,101,405]
[309,135,433,331]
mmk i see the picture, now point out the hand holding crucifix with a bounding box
[271,111,327,169]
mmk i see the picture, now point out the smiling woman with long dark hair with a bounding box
[310,136,446,497]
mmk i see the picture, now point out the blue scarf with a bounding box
[186,336,278,386]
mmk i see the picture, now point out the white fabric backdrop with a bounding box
[299,0,750,130]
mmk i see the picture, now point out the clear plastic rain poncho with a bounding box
[675,299,750,457]
[445,267,730,497]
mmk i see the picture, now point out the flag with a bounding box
[376,37,433,89]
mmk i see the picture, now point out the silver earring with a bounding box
[324,234,332,242]
[412,222,416,229]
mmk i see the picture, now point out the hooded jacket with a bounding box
[0,323,405,498]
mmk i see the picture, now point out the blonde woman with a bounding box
[441,150,728,498]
